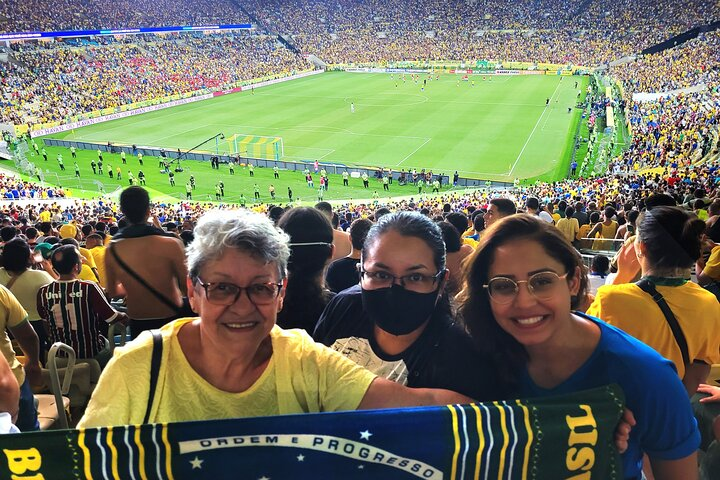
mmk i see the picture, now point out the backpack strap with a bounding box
[4,270,24,291]
[143,330,163,424]
[109,242,181,315]
[635,278,690,368]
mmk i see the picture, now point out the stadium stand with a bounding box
[0,0,251,32]
[1,32,311,125]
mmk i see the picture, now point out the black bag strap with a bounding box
[109,242,181,314]
[143,330,163,424]
[4,270,24,291]
[635,279,690,368]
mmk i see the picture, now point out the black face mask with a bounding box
[361,284,440,336]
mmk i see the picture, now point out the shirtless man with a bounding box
[105,187,188,339]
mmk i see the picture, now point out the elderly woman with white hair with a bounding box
[79,210,470,428]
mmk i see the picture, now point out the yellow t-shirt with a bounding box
[0,285,30,385]
[79,246,97,270]
[0,268,54,321]
[78,319,377,428]
[576,223,592,246]
[592,221,618,251]
[702,246,720,281]
[88,247,107,288]
[38,210,51,222]
[463,237,479,249]
[587,282,720,378]
[555,217,579,245]
[78,264,98,283]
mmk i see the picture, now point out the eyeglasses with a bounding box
[195,277,283,306]
[359,267,444,293]
[483,272,568,304]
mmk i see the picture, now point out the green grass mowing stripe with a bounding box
[19,144,449,203]
[49,72,580,183]
[18,72,588,201]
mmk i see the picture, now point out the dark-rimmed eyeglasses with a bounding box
[195,277,283,306]
[484,272,568,304]
[358,267,444,293]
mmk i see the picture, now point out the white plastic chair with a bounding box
[36,342,75,430]
[108,322,128,352]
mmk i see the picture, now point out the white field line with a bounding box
[315,149,336,161]
[396,138,431,166]
[507,79,563,177]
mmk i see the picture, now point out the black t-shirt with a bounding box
[325,257,360,293]
[313,285,502,401]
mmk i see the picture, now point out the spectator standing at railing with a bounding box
[555,206,579,245]
[588,207,619,251]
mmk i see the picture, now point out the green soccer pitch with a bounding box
[22,71,587,204]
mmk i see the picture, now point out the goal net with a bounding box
[226,134,284,161]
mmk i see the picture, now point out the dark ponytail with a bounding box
[637,207,705,269]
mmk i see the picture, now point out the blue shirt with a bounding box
[518,314,699,479]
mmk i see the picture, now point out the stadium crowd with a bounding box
[1,32,310,125]
[1,0,718,130]
[242,0,715,66]
[0,0,719,473]
[0,0,251,33]
[1,168,719,475]
[2,0,717,37]
[611,31,720,94]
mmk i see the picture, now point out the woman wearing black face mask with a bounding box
[313,211,502,401]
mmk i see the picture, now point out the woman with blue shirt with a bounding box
[458,214,699,479]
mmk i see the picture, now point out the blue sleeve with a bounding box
[624,358,700,460]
